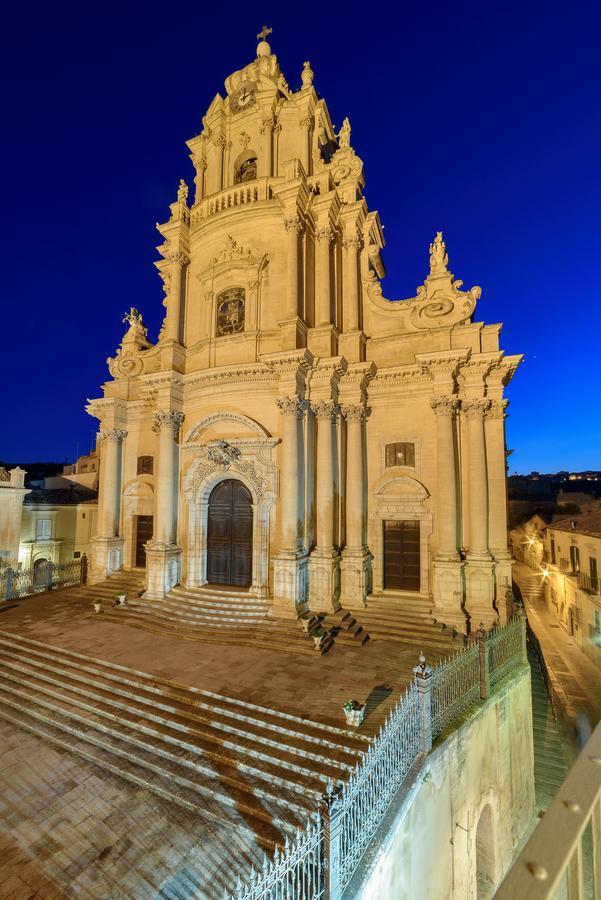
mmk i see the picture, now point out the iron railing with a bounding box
[226,614,527,900]
[495,720,601,899]
[0,556,87,601]
[577,572,601,595]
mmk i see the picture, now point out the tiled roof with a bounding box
[24,487,98,506]
[547,509,601,539]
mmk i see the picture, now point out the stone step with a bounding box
[0,697,289,851]
[125,599,271,627]
[0,632,367,752]
[172,585,260,600]
[0,659,344,792]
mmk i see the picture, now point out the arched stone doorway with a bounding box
[475,803,496,899]
[207,479,253,588]
[33,558,49,589]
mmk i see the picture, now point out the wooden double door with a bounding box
[207,479,253,588]
[383,519,421,592]
[135,515,153,568]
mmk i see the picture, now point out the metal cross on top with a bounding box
[256,25,272,41]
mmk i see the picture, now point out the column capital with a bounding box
[98,428,127,443]
[430,396,460,417]
[310,400,339,421]
[342,235,362,250]
[340,403,367,422]
[462,398,491,419]
[284,214,305,234]
[276,396,306,419]
[315,225,335,243]
[168,251,190,267]
[192,155,207,172]
[152,410,184,433]
[486,399,509,419]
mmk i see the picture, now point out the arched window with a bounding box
[234,153,257,184]
[216,288,245,336]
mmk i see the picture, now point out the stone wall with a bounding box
[349,666,534,900]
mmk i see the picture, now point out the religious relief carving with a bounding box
[98,429,128,443]
[152,410,184,433]
[276,396,306,419]
[310,400,339,421]
[210,235,254,266]
[216,287,245,336]
[462,399,491,419]
[284,214,305,234]
[486,399,509,419]
[205,440,241,467]
[430,396,460,417]
[186,439,272,505]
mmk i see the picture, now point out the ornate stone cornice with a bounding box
[486,399,509,420]
[310,400,339,421]
[98,428,128,443]
[284,214,305,234]
[152,410,184,433]
[276,397,306,419]
[430,396,460,417]
[462,399,491,419]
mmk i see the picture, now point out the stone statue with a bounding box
[429,231,449,275]
[301,60,314,87]
[122,307,144,331]
[177,179,189,203]
[338,117,351,149]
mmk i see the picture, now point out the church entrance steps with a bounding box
[0,632,369,849]
[312,609,371,647]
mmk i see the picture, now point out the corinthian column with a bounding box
[431,397,460,560]
[284,215,303,320]
[315,226,334,326]
[342,404,365,550]
[152,410,184,546]
[311,401,338,552]
[342,236,361,333]
[98,429,127,538]
[165,252,189,343]
[464,399,491,560]
[486,399,510,559]
[276,396,305,551]
[260,117,274,177]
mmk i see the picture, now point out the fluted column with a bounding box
[165,252,189,343]
[276,397,305,551]
[260,117,274,177]
[464,399,491,560]
[98,429,127,538]
[152,410,184,546]
[486,399,510,558]
[431,397,460,560]
[315,226,334,326]
[284,215,303,320]
[311,401,338,552]
[341,404,366,549]
[342,236,361,332]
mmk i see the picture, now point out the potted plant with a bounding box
[116,593,127,606]
[343,699,365,727]
[92,600,102,614]
[311,627,328,650]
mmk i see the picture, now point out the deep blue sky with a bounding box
[1,1,599,473]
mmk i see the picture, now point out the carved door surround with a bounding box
[369,473,433,597]
[182,414,278,597]
[122,477,154,569]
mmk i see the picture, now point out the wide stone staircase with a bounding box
[0,629,369,859]
[528,641,571,811]
[353,593,467,654]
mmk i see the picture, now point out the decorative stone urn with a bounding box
[343,700,365,727]
[116,593,127,605]
[93,601,102,614]
[312,628,327,650]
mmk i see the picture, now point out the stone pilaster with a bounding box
[273,396,309,613]
[164,252,189,343]
[278,215,306,349]
[91,428,127,580]
[340,404,371,608]
[309,400,341,610]
[259,116,274,177]
[486,398,512,623]
[144,410,184,599]
[309,225,337,357]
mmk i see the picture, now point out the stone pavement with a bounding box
[513,561,601,738]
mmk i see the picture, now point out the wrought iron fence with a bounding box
[430,643,481,739]
[0,556,86,601]
[577,571,601,595]
[225,614,526,900]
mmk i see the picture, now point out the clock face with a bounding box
[231,84,255,113]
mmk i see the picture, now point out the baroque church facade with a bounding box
[87,33,521,631]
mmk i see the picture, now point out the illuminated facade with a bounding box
[87,34,521,630]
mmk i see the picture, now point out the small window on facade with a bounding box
[550,537,556,564]
[73,551,81,559]
[35,518,51,541]
[385,442,416,468]
[137,455,154,475]
[216,287,245,336]
[235,157,257,183]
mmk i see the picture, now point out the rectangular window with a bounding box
[73,551,81,559]
[550,538,556,564]
[594,610,601,636]
[383,519,421,592]
[591,557,598,591]
[570,545,580,574]
[35,518,51,540]
[137,455,154,476]
[385,442,416,468]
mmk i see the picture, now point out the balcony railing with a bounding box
[191,178,274,224]
[495,720,601,899]
[577,572,601,595]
